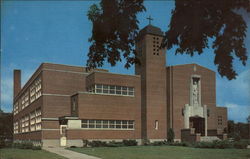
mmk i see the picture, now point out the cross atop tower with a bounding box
[146,15,153,25]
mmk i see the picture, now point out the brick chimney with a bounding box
[13,70,21,98]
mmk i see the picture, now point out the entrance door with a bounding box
[189,117,205,136]
[60,125,67,146]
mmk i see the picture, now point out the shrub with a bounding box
[167,128,175,143]
[213,140,233,149]
[82,139,89,147]
[32,145,42,150]
[193,141,215,148]
[0,138,5,149]
[152,141,165,146]
[232,133,241,141]
[192,140,248,149]
[106,141,124,147]
[142,139,151,146]
[88,141,107,147]
[122,140,137,146]
[12,141,41,150]
[172,142,190,147]
[233,141,248,149]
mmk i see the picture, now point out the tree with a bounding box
[167,128,175,142]
[87,0,250,80]
[247,115,250,123]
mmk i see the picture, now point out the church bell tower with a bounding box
[135,22,167,140]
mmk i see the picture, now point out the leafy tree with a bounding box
[87,0,250,80]
[167,128,175,142]
[87,0,145,69]
[0,112,13,141]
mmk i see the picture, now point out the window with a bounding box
[218,116,222,125]
[14,102,19,115]
[155,120,159,130]
[82,120,88,128]
[96,84,102,93]
[14,121,19,134]
[81,119,134,130]
[87,84,135,96]
[72,99,76,111]
[122,87,128,95]
[116,86,122,95]
[103,85,109,94]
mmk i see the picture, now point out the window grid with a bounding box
[13,121,19,134]
[18,108,42,133]
[14,102,19,115]
[81,119,135,130]
[218,116,222,125]
[87,84,135,97]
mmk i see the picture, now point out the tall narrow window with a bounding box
[72,99,76,111]
[155,120,159,130]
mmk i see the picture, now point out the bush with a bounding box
[88,141,107,147]
[233,141,248,149]
[0,138,5,149]
[193,141,215,148]
[152,141,166,146]
[142,139,151,146]
[171,142,190,147]
[12,141,41,150]
[122,140,137,146]
[192,140,248,149]
[167,128,175,143]
[106,141,124,147]
[213,140,233,149]
[232,133,241,141]
[82,139,89,147]
[32,145,42,150]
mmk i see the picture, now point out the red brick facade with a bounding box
[13,25,227,146]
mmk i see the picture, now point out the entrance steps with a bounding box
[200,136,220,142]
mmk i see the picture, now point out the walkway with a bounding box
[43,147,101,159]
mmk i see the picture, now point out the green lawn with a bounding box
[0,148,67,159]
[68,146,250,159]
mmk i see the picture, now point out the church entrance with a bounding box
[189,116,205,136]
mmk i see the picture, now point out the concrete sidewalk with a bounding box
[43,147,101,159]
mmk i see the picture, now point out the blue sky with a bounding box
[1,1,250,123]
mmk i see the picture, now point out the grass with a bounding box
[68,146,250,159]
[0,148,67,159]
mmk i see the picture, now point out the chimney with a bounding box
[14,70,21,98]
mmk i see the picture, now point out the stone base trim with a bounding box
[42,139,60,147]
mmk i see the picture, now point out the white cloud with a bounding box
[217,69,250,122]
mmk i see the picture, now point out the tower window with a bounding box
[218,116,222,125]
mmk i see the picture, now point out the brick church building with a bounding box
[13,24,227,147]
